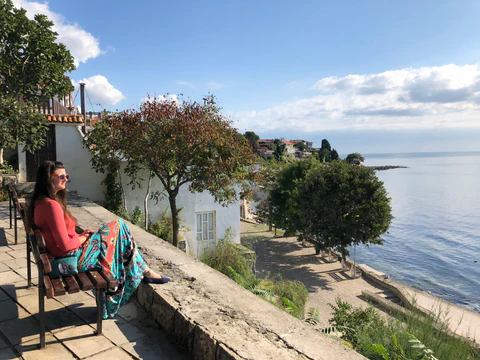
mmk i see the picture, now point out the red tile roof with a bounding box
[45,114,84,123]
[281,139,293,145]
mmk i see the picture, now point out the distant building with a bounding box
[289,139,313,149]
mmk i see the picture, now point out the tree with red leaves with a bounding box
[118,95,256,247]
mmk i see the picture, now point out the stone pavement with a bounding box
[0,202,191,360]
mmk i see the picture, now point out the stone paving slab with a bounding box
[15,334,75,360]
[87,346,134,360]
[0,252,14,262]
[122,336,168,360]
[0,347,19,360]
[54,325,115,358]
[6,250,26,259]
[0,271,24,285]
[0,201,190,359]
[0,335,8,349]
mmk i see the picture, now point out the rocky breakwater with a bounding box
[366,165,407,171]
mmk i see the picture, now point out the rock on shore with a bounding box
[366,165,407,171]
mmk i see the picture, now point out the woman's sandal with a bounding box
[142,276,170,284]
[142,269,170,284]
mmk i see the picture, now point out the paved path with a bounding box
[241,220,480,344]
[241,221,390,327]
[0,202,190,360]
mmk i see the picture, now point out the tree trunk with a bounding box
[268,201,273,231]
[117,168,128,213]
[341,247,349,271]
[169,194,180,247]
[0,148,3,165]
[144,172,152,229]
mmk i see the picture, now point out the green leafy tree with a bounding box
[0,97,49,164]
[83,112,128,214]
[254,161,285,231]
[118,95,256,247]
[295,160,392,260]
[318,148,331,163]
[244,131,260,153]
[294,142,306,152]
[345,152,365,164]
[331,148,339,161]
[269,157,320,238]
[321,139,332,152]
[0,0,75,163]
[273,138,285,161]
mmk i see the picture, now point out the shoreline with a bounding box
[240,220,480,346]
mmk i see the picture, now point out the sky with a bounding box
[11,0,480,154]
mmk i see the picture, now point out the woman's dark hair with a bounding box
[28,160,76,227]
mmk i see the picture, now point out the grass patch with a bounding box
[202,229,309,318]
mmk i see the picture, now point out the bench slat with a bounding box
[34,230,47,248]
[50,277,66,296]
[44,276,55,299]
[39,253,52,274]
[75,272,94,291]
[99,271,117,288]
[64,275,80,294]
[87,270,107,289]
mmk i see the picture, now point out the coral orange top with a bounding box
[34,198,80,257]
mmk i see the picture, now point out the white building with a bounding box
[18,116,241,257]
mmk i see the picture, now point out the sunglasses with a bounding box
[51,174,70,181]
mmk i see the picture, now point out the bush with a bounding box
[0,161,16,174]
[273,278,308,313]
[256,276,308,314]
[131,206,144,227]
[0,188,9,201]
[201,229,256,286]
[147,207,174,243]
[329,298,478,360]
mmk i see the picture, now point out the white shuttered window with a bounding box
[196,212,215,241]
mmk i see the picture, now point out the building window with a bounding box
[196,212,215,242]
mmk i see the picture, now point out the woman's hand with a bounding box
[78,234,90,245]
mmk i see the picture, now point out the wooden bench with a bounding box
[14,199,116,349]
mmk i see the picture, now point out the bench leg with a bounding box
[27,240,32,288]
[39,284,46,349]
[96,289,104,335]
[14,206,18,245]
[9,195,12,229]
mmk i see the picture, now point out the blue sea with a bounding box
[350,152,480,313]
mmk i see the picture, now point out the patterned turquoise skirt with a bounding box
[75,219,147,319]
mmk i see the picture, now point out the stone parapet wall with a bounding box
[70,198,365,360]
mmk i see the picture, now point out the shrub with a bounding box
[147,207,174,243]
[329,298,478,360]
[131,206,144,227]
[0,188,9,201]
[201,229,256,286]
[0,161,16,174]
[257,276,308,314]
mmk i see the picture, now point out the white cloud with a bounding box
[12,0,102,66]
[207,81,225,90]
[73,76,125,106]
[177,81,195,89]
[233,64,480,132]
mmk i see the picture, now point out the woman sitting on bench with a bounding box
[28,160,170,319]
